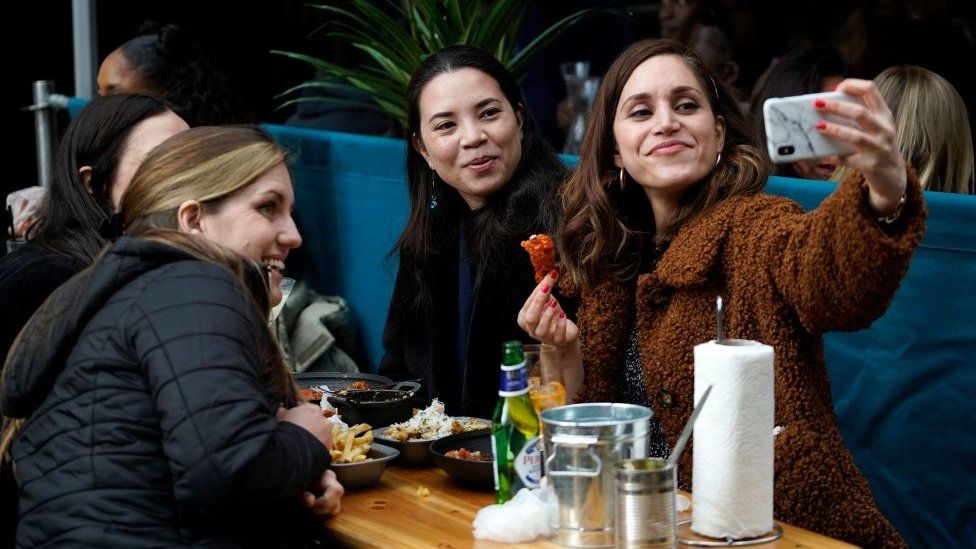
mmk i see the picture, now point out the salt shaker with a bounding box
[615,458,676,548]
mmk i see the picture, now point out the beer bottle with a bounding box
[491,340,542,503]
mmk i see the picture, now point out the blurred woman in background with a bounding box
[834,65,974,194]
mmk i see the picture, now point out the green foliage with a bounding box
[273,0,614,127]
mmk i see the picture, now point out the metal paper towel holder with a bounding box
[675,521,783,546]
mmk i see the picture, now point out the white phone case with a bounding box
[763,91,863,163]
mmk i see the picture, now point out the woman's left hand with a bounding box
[816,78,907,216]
[304,469,344,522]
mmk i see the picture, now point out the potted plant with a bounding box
[273,0,617,127]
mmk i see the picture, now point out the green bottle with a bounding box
[491,340,542,503]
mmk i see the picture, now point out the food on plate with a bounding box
[416,486,430,497]
[301,387,325,402]
[330,422,374,464]
[382,399,489,442]
[445,447,492,462]
[520,234,556,283]
[347,380,369,391]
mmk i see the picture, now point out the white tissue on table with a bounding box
[676,493,691,513]
[472,488,549,542]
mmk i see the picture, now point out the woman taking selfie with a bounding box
[2,126,341,547]
[379,45,566,419]
[520,39,923,547]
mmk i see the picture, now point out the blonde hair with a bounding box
[834,66,974,194]
[121,125,288,232]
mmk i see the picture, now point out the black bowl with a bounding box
[331,442,399,490]
[326,382,421,427]
[293,372,394,392]
[429,429,494,490]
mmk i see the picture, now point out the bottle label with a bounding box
[514,435,542,488]
[498,360,529,395]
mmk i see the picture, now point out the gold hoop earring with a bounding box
[619,167,626,192]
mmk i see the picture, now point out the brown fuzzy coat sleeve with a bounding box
[745,167,926,335]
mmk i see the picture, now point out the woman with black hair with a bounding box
[378,45,567,419]
[0,94,188,362]
[749,45,850,180]
[97,23,253,126]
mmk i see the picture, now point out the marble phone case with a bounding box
[763,91,862,163]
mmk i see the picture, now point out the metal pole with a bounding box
[31,81,56,189]
[72,0,97,98]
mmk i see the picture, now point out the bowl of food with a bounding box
[326,381,421,427]
[331,443,399,490]
[328,422,399,490]
[429,429,494,489]
[373,400,491,466]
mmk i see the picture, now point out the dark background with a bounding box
[4,0,976,200]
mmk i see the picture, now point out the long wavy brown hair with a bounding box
[560,39,770,290]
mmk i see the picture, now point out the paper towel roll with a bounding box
[691,339,774,539]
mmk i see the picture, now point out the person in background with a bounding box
[6,22,251,241]
[97,22,253,126]
[1,126,341,547]
[379,45,566,419]
[834,65,974,194]
[0,94,187,365]
[749,45,850,180]
[520,39,922,547]
[659,0,706,43]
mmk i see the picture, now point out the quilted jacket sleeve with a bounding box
[124,260,330,515]
[745,167,926,335]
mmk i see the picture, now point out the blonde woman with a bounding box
[834,65,974,194]
[1,126,342,547]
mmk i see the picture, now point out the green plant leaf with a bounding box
[275,1,620,127]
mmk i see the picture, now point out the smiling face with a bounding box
[110,110,190,207]
[612,54,725,205]
[196,162,302,305]
[412,68,524,210]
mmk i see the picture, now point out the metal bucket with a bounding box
[541,403,651,547]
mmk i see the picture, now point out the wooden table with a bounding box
[328,465,857,548]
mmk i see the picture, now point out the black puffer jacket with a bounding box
[1,237,331,548]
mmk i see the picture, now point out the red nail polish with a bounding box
[814,99,826,108]
[541,285,550,294]
[816,121,827,131]
[559,312,566,319]
[550,269,559,279]
[549,299,558,308]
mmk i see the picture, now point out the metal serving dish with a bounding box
[331,442,399,490]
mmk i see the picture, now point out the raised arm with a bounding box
[517,270,583,401]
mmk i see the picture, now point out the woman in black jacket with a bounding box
[379,46,567,419]
[1,126,341,547]
[0,93,187,549]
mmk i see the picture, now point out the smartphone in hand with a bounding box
[763,91,864,163]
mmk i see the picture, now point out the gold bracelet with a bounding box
[877,194,907,224]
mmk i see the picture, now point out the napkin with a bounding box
[472,487,549,542]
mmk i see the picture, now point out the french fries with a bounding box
[330,423,374,464]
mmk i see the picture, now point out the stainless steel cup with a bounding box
[615,458,676,548]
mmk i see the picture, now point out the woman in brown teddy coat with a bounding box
[518,40,924,548]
